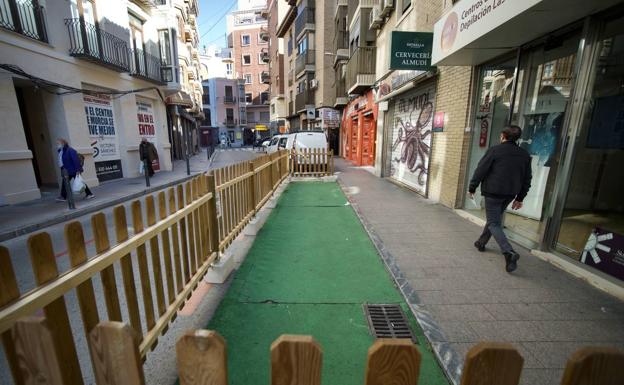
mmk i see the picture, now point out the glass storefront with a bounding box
[463,9,624,283]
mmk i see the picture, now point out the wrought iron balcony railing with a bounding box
[225,117,236,127]
[0,0,47,42]
[129,48,164,84]
[65,18,131,72]
[223,96,236,104]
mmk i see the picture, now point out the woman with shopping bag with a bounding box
[56,138,94,202]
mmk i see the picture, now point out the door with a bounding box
[350,117,358,162]
[361,114,375,166]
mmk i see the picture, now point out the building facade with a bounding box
[227,5,270,144]
[0,0,203,205]
[266,0,288,136]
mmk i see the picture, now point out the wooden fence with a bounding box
[290,148,334,177]
[0,150,289,385]
[8,320,624,385]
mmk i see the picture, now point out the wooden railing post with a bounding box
[207,172,220,258]
[177,330,228,385]
[89,322,145,385]
[364,339,421,385]
[12,317,64,385]
[460,342,523,385]
[92,213,123,322]
[0,246,24,385]
[560,347,624,385]
[271,335,322,385]
[249,160,257,217]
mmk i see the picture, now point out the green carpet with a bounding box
[207,182,449,385]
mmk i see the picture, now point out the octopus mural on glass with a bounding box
[390,88,434,194]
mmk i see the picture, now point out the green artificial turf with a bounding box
[206,182,449,385]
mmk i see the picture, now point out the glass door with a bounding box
[555,15,624,281]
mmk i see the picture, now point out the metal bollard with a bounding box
[143,158,151,187]
[62,169,76,210]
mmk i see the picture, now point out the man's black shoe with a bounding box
[503,251,520,273]
[474,241,485,252]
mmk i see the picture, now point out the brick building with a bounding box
[227,6,270,144]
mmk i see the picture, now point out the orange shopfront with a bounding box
[341,90,378,167]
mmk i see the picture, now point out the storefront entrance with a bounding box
[341,91,378,167]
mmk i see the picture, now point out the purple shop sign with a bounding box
[581,227,624,282]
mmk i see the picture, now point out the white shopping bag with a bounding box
[139,161,145,175]
[71,173,86,194]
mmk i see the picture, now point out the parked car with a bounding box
[286,131,329,168]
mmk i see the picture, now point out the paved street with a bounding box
[0,147,260,385]
[336,159,624,385]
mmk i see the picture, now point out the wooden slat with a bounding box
[185,182,198,275]
[131,201,156,332]
[177,330,227,385]
[113,205,143,337]
[207,173,220,255]
[158,191,175,303]
[92,213,123,322]
[177,185,191,283]
[12,317,64,385]
[364,339,421,385]
[199,175,209,263]
[89,322,145,385]
[28,232,84,385]
[0,246,24,385]
[145,196,166,317]
[169,187,184,294]
[560,347,624,385]
[460,342,523,385]
[65,221,100,335]
[271,335,322,385]
[248,161,256,217]
[192,179,202,268]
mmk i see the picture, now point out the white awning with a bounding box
[432,0,621,66]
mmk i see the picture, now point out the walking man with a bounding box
[56,138,94,201]
[139,137,158,177]
[469,125,532,273]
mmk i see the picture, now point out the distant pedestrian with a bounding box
[468,125,532,273]
[56,138,94,201]
[139,138,158,177]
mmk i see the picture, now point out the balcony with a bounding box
[346,46,376,95]
[0,0,47,42]
[225,117,236,127]
[260,48,269,63]
[288,69,293,86]
[334,71,347,107]
[295,90,313,113]
[65,18,131,72]
[294,7,314,39]
[224,95,236,104]
[295,49,315,77]
[261,71,270,84]
[333,30,349,66]
[288,101,293,116]
[259,27,269,42]
[129,49,164,84]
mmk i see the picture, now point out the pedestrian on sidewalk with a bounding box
[139,137,158,177]
[56,138,94,201]
[468,125,532,273]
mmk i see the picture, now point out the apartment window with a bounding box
[177,15,184,42]
[258,32,268,44]
[247,111,255,123]
[202,109,211,125]
[245,93,252,104]
[258,52,267,64]
[260,92,269,105]
[297,80,307,93]
[226,63,233,76]
[244,74,252,84]
[242,54,251,65]
[158,29,172,64]
[287,38,293,57]
[259,111,270,122]
[271,104,275,114]
[241,34,251,46]
[297,36,308,54]
[401,0,412,13]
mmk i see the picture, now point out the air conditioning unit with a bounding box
[370,6,383,30]
[309,79,319,89]
[380,0,394,17]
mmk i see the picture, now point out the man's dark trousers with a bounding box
[477,196,514,253]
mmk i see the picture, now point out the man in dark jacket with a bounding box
[56,138,94,201]
[139,138,158,177]
[469,125,532,273]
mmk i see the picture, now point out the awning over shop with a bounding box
[165,91,193,108]
[432,0,621,66]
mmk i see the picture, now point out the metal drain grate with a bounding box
[363,304,417,343]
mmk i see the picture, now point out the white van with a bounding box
[266,135,289,154]
[285,131,328,152]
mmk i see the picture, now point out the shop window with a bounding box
[555,17,624,281]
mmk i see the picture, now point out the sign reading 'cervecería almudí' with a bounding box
[390,31,435,71]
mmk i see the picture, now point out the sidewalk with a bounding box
[206,182,449,385]
[335,159,624,385]
[0,149,217,241]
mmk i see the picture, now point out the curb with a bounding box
[0,173,198,242]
